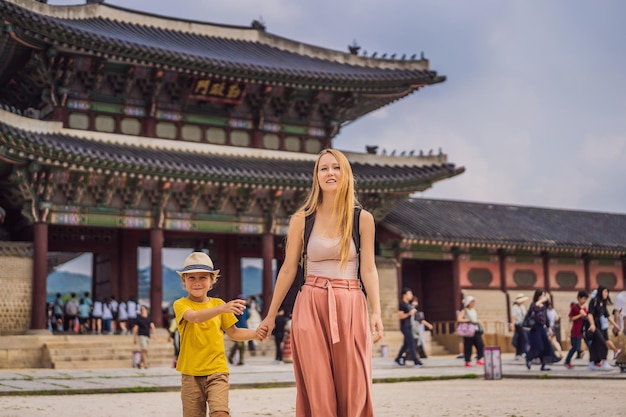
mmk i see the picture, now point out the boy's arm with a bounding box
[225,325,262,342]
[182,299,246,324]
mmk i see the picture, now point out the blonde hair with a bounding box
[295,149,360,271]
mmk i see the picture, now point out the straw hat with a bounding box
[514,294,529,303]
[176,252,220,277]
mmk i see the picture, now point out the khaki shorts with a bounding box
[181,373,230,417]
[138,335,150,351]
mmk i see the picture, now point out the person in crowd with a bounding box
[255,149,384,417]
[77,297,92,334]
[587,285,622,370]
[52,292,64,331]
[127,296,138,331]
[395,288,422,367]
[564,290,589,369]
[510,293,529,360]
[457,295,485,368]
[83,291,93,308]
[167,315,180,368]
[525,290,554,371]
[109,295,119,334]
[227,295,250,366]
[614,290,626,334]
[91,298,103,334]
[132,304,156,369]
[273,308,287,363]
[64,292,79,333]
[411,296,433,359]
[546,298,564,360]
[117,298,129,335]
[173,251,259,417]
[101,297,113,335]
[246,295,262,356]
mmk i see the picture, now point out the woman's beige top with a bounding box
[306,230,357,279]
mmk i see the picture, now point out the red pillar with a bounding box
[498,249,511,324]
[31,222,48,331]
[118,229,139,301]
[583,254,591,291]
[261,233,275,314]
[452,248,462,311]
[542,252,551,293]
[150,228,163,327]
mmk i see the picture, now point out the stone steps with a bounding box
[43,331,175,369]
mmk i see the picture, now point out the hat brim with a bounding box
[177,268,220,277]
[515,297,529,302]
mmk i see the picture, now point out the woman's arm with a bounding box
[256,213,304,340]
[358,210,384,343]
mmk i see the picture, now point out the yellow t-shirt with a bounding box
[173,297,238,376]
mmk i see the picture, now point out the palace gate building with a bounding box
[1,0,625,346]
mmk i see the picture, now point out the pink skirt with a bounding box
[291,276,373,417]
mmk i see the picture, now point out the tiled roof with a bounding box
[0,0,444,90]
[0,120,462,193]
[383,198,626,253]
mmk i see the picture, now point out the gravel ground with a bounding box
[0,378,621,417]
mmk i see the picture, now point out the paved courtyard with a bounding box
[0,378,623,417]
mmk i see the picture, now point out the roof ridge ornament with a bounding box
[348,40,360,55]
[251,17,266,31]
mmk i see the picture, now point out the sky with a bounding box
[47,0,626,215]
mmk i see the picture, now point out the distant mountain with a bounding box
[47,270,91,301]
[242,265,263,297]
[138,265,187,305]
[47,265,268,305]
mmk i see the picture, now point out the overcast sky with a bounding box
[48,0,626,215]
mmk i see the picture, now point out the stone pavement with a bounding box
[0,352,624,396]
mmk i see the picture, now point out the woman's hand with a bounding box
[370,313,384,343]
[256,316,276,341]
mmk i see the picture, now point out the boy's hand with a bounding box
[225,299,247,315]
[257,317,275,340]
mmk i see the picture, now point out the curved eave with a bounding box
[0,0,445,92]
[399,236,626,257]
[0,112,461,195]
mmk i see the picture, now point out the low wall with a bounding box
[0,242,34,335]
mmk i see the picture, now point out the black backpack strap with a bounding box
[300,212,316,288]
[352,207,366,296]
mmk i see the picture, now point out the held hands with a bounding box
[256,316,275,341]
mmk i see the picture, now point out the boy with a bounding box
[173,252,260,417]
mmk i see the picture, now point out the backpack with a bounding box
[282,207,364,313]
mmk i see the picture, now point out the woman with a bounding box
[587,285,622,369]
[510,293,529,359]
[456,295,485,367]
[525,290,554,371]
[257,149,384,417]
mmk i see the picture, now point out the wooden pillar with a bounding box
[261,233,274,314]
[542,251,551,293]
[118,229,139,301]
[31,222,48,331]
[583,253,591,293]
[251,129,263,149]
[150,228,163,327]
[622,256,626,288]
[583,253,591,292]
[498,249,511,324]
[225,235,242,300]
[452,247,462,311]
